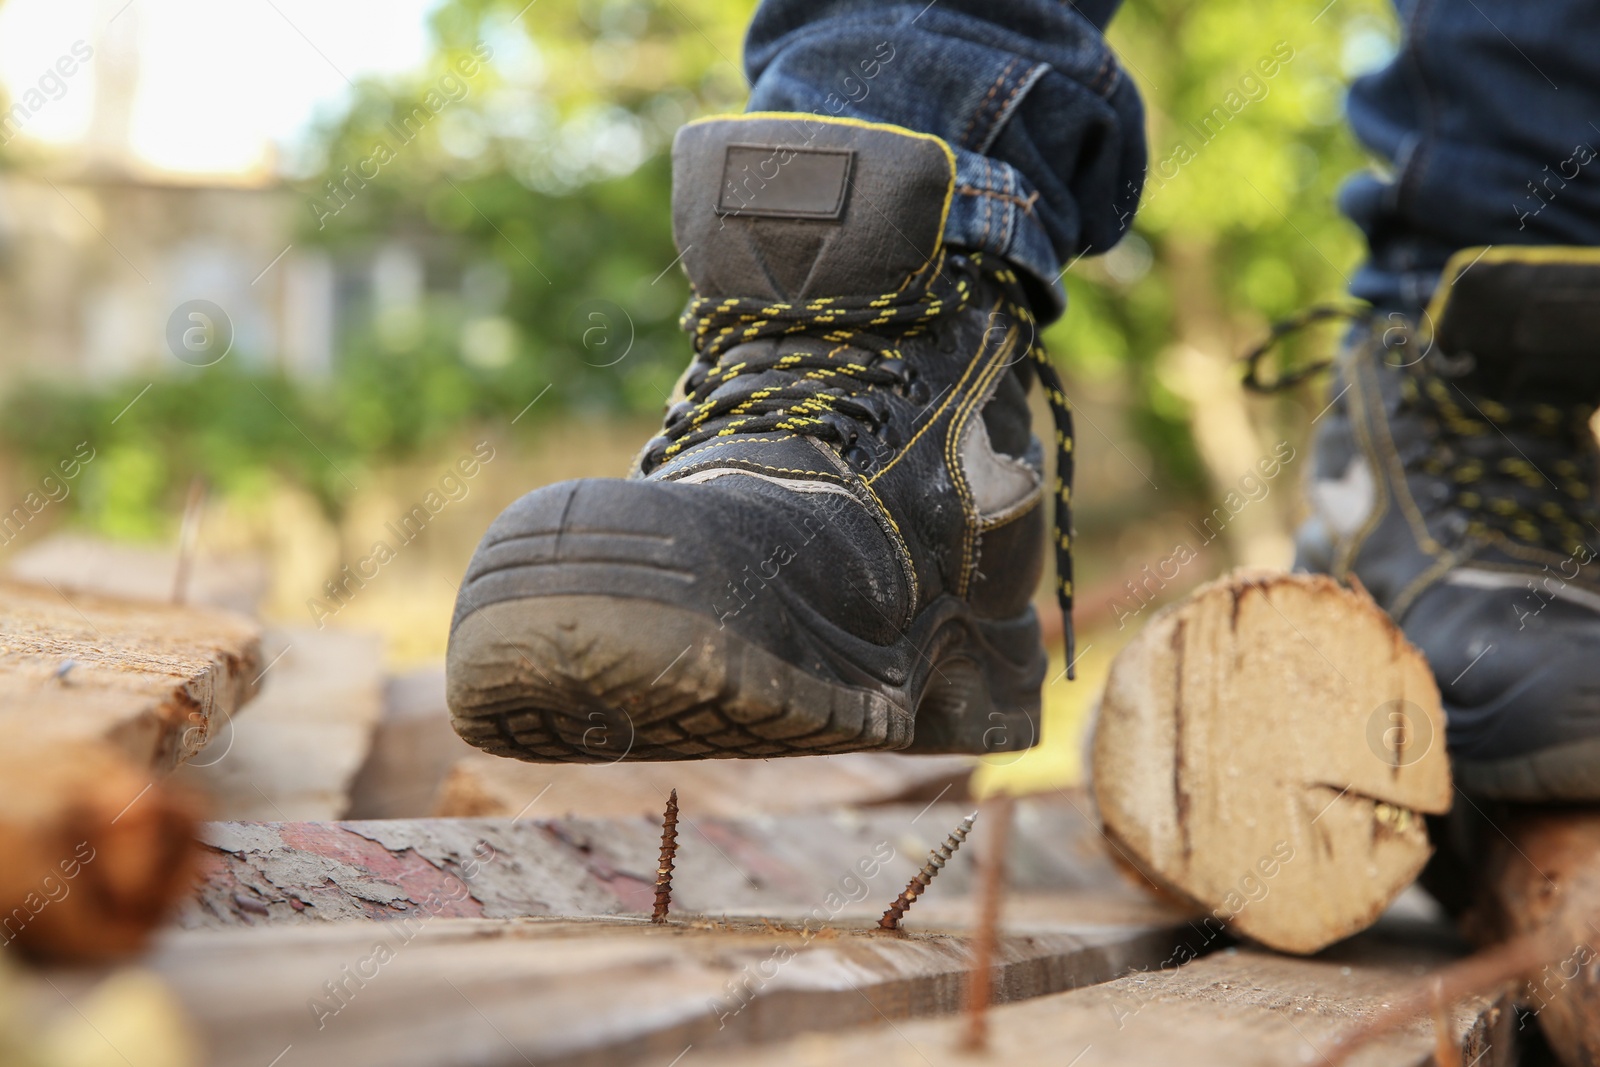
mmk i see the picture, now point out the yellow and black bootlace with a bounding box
[646,249,1078,676]
[1244,306,1600,556]
[1400,373,1600,555]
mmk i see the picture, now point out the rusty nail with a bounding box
[960,794,1015,1052]
[1431,976,1460,1067]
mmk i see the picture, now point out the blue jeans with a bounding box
[745,0,1600,319]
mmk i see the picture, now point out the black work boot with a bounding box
[445,113,1075,763]
[1296,248,1600,799]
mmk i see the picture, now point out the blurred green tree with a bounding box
[1050,0,1394,567]
[0,0,1397,543]
[292,0,754,422]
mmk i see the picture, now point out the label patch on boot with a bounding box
[716,144,853,220]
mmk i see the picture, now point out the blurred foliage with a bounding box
[1053,0,1396,492]
[0,0,1396,534]
[290,0,759,417]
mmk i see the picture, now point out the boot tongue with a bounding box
[671,115,956,302]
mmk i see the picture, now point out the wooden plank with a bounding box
[172,799,1150,929]
[344,665,476,819]
[431,749,975,819]
[170,627,384,820]
[147,899,1200,1067]
[681,912,1516,1067]
[155,803,1206,1060]
[0,577,262,774]
[6,531,269,617]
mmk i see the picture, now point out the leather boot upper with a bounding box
[1297,247,1600,762]
[458,114,1074,685]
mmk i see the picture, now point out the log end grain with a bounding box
[1091,570,1452,954]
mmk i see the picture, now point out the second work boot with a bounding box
[445,113,1075,763]
[1297,248,1600,799]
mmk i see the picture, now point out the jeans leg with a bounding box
[1342,0,1600,312]
[744,0,1145,321]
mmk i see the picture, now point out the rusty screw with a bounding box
[652,788,679,924]
[879,811,976,930]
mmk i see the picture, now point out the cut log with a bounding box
[431,750,973,820]
[1090,570,1453,954]
[0,577,262,773]
[679,911,1516,1067]
[1464,806,1600,1066]
[0,742,200,962]
[169,627,383,820]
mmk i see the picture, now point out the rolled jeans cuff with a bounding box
[948,149,1064,320]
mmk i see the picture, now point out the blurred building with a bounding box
[0,1,336,384]
[0,0,423,385]
[0,169,338,381]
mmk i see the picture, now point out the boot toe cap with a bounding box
[453,475,910,650]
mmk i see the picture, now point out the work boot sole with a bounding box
[446,593,1043,762]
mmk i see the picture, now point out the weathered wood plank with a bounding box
[0,575,257,960]
[174,799,1149,929]
[682,912,1515,1067]
[0,577,262,774]
[148,901,1201,1067]
[432,749,975,820]
[155,800,1201,1064]
[6,531,269,617]
[170,628,384,820]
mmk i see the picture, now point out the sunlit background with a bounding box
[0,0,1399,795]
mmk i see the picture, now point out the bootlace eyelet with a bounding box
[844,443,876,470]
[876,357,908,380]
[906,378,931,405]
[640,435,671,470]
